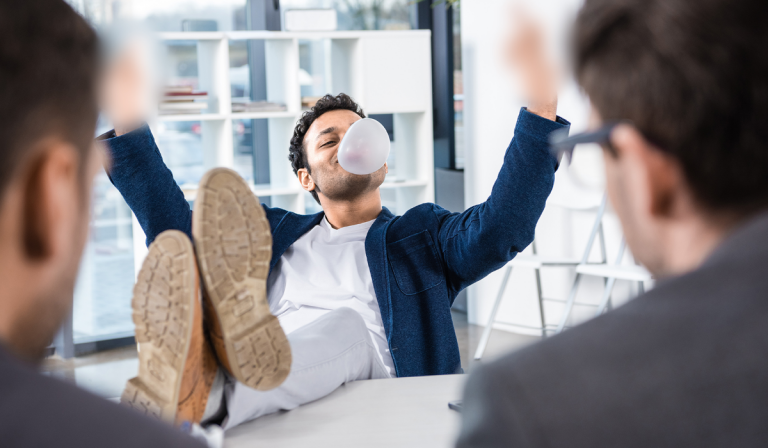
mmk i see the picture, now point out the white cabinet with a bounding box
[134,30,434,273]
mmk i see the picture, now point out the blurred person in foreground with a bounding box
[0,1,205,446]
[457,0,768,446]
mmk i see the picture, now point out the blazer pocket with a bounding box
[387,230,444,295]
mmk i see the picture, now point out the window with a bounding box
[453,5,463,169]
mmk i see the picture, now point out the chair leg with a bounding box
[474,265,513,360]
[555,273,582,334]
[598,222,607,263]
[595,238,626,317]
[595,277,617,317]
[534,268,546,338]
[637,280,645,295]
[556,194,607,334]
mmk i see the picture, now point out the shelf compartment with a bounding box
[159,32,226,41]
[157,113,227,122]
[230,111,298,120]
[229,38,300,116]
[151,30,434,217]
[223,30,431,41]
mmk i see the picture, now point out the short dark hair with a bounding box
[0,0,99,257]
[574,0,768,216]
[288,93,366,204]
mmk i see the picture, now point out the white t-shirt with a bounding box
[266,216,395,377]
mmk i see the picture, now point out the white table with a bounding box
[224,374,467,448]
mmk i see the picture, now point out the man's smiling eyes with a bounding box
[321,140,337,148]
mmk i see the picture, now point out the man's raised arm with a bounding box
[98,42,192,245]
[433,15,568,296]
[433,108,567,295]
[99,125,192,246]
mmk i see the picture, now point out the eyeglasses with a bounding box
[549,122,621,162]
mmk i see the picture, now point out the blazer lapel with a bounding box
[365,207,396,340]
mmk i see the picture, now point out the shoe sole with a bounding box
[121,230,197,423]
[193,167,291,391]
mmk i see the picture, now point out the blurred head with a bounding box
[0,0,101,362]
[289,94,388,206]
[574,0,768,275]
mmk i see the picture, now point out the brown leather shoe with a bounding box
[192,167,291,391]
[121,230,218,425]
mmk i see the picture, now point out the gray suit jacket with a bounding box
[0,343,205,447]
[457,212,768,447]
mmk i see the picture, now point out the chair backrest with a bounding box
[530,190,608,264]
[575,193,608,264]
[535,162,608,263]
[546,161,605,212]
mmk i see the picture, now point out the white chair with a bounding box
[473,153,657,358]
[553,237,653,335]
[473,168,607,360]
[568,238,652,324]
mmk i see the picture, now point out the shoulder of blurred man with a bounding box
[458,211,768,447]
[0,344,205,448]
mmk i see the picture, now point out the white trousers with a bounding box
[222,307,392,429]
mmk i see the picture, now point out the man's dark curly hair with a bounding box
[289,93,366,204]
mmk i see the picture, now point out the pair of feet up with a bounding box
[121,168,291,425]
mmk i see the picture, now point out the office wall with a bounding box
[461,0,644,334]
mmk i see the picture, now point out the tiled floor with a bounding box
[452,310,540,374]
[42,310,540,400]
[42,345,139,399]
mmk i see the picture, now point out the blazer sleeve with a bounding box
[433,108,569,295]
[99,125,193,246]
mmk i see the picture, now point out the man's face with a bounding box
[11,142,101,361]
[54,144,101,326]
[593,109,666,275]
[300,109,387,202]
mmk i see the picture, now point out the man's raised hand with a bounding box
[504,10,559,121]
[100,36,155,136]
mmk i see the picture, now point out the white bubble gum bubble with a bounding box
[337,118,391,175]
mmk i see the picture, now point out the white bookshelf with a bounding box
[133,30,435,274]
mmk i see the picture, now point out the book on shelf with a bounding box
[301,96,323,108]
[159,102,208,111]
[231,100,287,113]
[163,93,209,102]
[158,102,208,115]
[160,86,209,114]
[158,111,204,115]
[164,85,194,94]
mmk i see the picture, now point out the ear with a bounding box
[21,141,81,261]
[384,163,389,174]
[297,167,316,193]
[611,125,679,219]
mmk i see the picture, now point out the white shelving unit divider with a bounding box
[198,37,233,170]
[230,110,297,120]
[268,116,305,212]
[157,113,228,122]
[329,38,359,97]
[265,39,300,113]
[134,30,434,276]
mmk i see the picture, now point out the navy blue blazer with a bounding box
[101,108,569,377]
